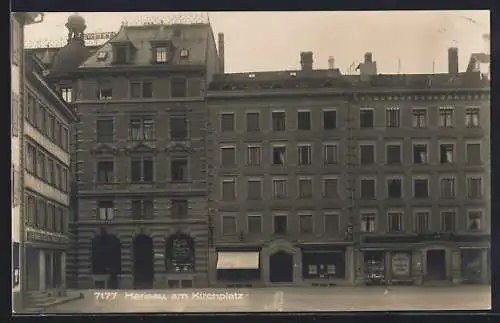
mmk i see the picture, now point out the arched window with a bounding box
[165,233,195,272]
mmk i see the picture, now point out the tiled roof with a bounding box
[79,23,211,68]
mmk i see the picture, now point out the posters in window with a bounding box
[391,252,411,277]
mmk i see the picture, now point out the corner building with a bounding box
[44,15,220,289]
[206,51,490,287]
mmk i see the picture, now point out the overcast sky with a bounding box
[24,11,489,74]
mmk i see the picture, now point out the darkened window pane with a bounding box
[387,179,402,198]
[248,216,262,233]
[323,111,337,129]
[143,159,153,182]
[246,113,260,132]
[171,159,187,182]
[361,179,375,199]
[298,111,311,130]
[360,110,374,128]
[171,79,187,97]
[142,82,153,98]
[299,215,313,233]
[360,145,375,164]
[97,120,114,142]
[170,117,188,140]
[131,160,142,181]
[274,216,287,234]
[130,82,141,98]
[221,114,234,132]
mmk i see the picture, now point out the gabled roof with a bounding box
[466,53,490,72]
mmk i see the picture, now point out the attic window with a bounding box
[180,49,189,58]
[114,45,127,64]
[289,72,297,77]
[156,47,168,63]
[97,51,108,61]
[248,73,256,79]
[61,88,72,103]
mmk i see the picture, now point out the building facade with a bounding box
[43,14,220,289]
[206,51,490,287]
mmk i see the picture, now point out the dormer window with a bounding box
[114,45,128,64]
[61,88,73,103]
[97,81,113,100]
[156,47,168,63]
[180,49,189,58]
[97,51,108,61]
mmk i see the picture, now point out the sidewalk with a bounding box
[18,290,85,314]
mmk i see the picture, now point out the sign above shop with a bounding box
[26,230,69,244]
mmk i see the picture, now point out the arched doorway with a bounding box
[165,233,195,273]
[133,234,154,289]
[91,234,121,289]
[270,251,293,283]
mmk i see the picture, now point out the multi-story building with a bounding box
[43,14,221,289]
[207,49,490,287]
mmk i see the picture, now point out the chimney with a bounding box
[300,51,313,71]
[364,52,373,63]
[448,47,458,74]
[218,32,225,73]
[328,56,335,70]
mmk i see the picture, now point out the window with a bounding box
[414,211,429,233]
[48,114,55,140]
[386,144,401,164]
[36,200,46,229]
[413,144,428,164]
[97,119,114,142]
[130,81,153,98]
[180,49,189,58]
[272,146,286,165]
[323,110,337,129]
[385,106,400,128]
[360,109,374,128]
[360,179,375,199]
[465,108,480,127]
[170,116,188,140]
[387,212,403,232]
[61,88,72,103]
[62,128,69,151]
[55,164,62,189]
[36,104,45,132]
[387,178,402,198]
[171,159,188,182]
[247,145,262,166]
[171,200,188,218]
[274,215,287,234]
[97,161,114,183]
[222,215,237,235]
[412,108,427,128]
[97,82,113,100]
[25,195,35,226]
[62,168,68,192]
[440,176,456,199]
[360,145,375,165]
[27,94,36,125]
[98,201,114,220]
[171,78,187,98]
[129,117,155,141]
[54,207,62,233]
[439,106,454,128]
[323,144,338,165]
[44,112,52,139]
[220,113,235,132]
[11,92,19,136]
[466,143,481,165]
[272,111,286,131]
[221,179,236,201]
[247,215,262,233]
[155,47,168,63]
[323,178,338,199]
[298,145,312,165]
[55,121,62,147]
[440,211,455,232]
[132,200,154,219]
[324,213,340,234]
[221,147,236,166]
[361,213,376,232]
[247,179,262,200]
[130,158,153,182]
[46,204,55,231]
[298,178,313,198]
[272,179,287,199]
[467,176,483,199]
[246,113,260,132]
[439,144,454,164]
[187,79,202,97]
[413,178,429,198]
[299,213,314,234]
[97,51,108,61]
[297,111,311,130]
[114,45,127,63]
[46,159,54,185]
[36,151,45,179]
[467,211,482,231]
[26,143,36,173]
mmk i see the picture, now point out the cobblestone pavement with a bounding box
[41,286,490,313]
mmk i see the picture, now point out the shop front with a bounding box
[460,248,489,284]
[300,246,347,286]
[363,250,385,285]
[216,249,261,287]
[360,249,416,285]
[388,251,413,285]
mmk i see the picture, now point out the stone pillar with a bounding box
[208,247,217,286]
[293,250,302,285]
[61,252,67,292]
[39,250,46,292]
[451,249,461,284]
[385,251,392,283]
[481,249,488,284]
[354,250,364,285]
[411,249,424,285]
[345,246,354,285]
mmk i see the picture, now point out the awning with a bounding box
[216,252,260,269]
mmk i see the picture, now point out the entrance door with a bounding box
[426,249,446,280]
[269,251,293,283]
[133,235,154,289]
[26,248,40,291]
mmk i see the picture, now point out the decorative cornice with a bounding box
[123,142,158,155]
[165,142,194,154]
[90,143,120,155]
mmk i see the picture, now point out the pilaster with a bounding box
[39,250,46,291]
[451,249,461,284]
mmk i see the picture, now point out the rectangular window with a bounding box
[46,158,54,185]
[36,104,45,132]
[25,195,35,226]
[323,110,337,129]
[221,180,236,201]
[132,200,154,219]
[440,176,456,199]
[413,178,429,198]
[130,158,154,182]
[323,178,338,199]
[114,46,127,63]
[361,213,376,232]
[221,147,236,166]
[360,109,374,128]
[129,117,155,141]
[55,121,62,147]
[26,143,36,173]
[298,179,313,198]
[414,212,429,233]
[62,128,69,151]
[247,215,262,234]
[171,200,188,218]
[467,211,482,231]
[324,213,340,234]
[323,144,338,165]
[48,205,56,231]
[412,108,427,128]
[220,113,235,132]
[247,146,262,166]
[360,179,375,199]
[360,145,375,165]
[171,159,188,182]
[27,94,37,125]
[386,145,401,164]
[222,215,237,235]
[387,212,403,232]
[54,206,61,233]
[246,113,260,132]
[387,178,402,198]
[385,106,400,128]
[272,111,286,131]
[439,144,454,164]
[466,143,481,165]
[97,81,113,100]
[98,201,114,220]
[36,151,45,179]
[247,180,262,200]
[170,116,188,140]
[187,79,202,97]
[272,179,288,199]
[96,119,114,142]
[297,111,311,130]
[441,211,455,232]
[171,78,187,98]
[298,145,312,165]
[48,114,56,140]
[272,146,287,165]
[61,88,72,103]
[97,161,114,183]
[55,164,61,189]
[299,213,314,234]
[156,47,168,63]
[467,176,483,199]
[274,215,287,234]
[465,108,480,127]
[439,106,454,128]
[413,144,428,164]
[130,81,153,99]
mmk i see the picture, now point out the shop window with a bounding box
[165,234,195,272]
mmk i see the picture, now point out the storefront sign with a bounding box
[26,230,69,244]
[391,253,411,277]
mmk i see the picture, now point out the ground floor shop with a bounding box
[24,246,66,294]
